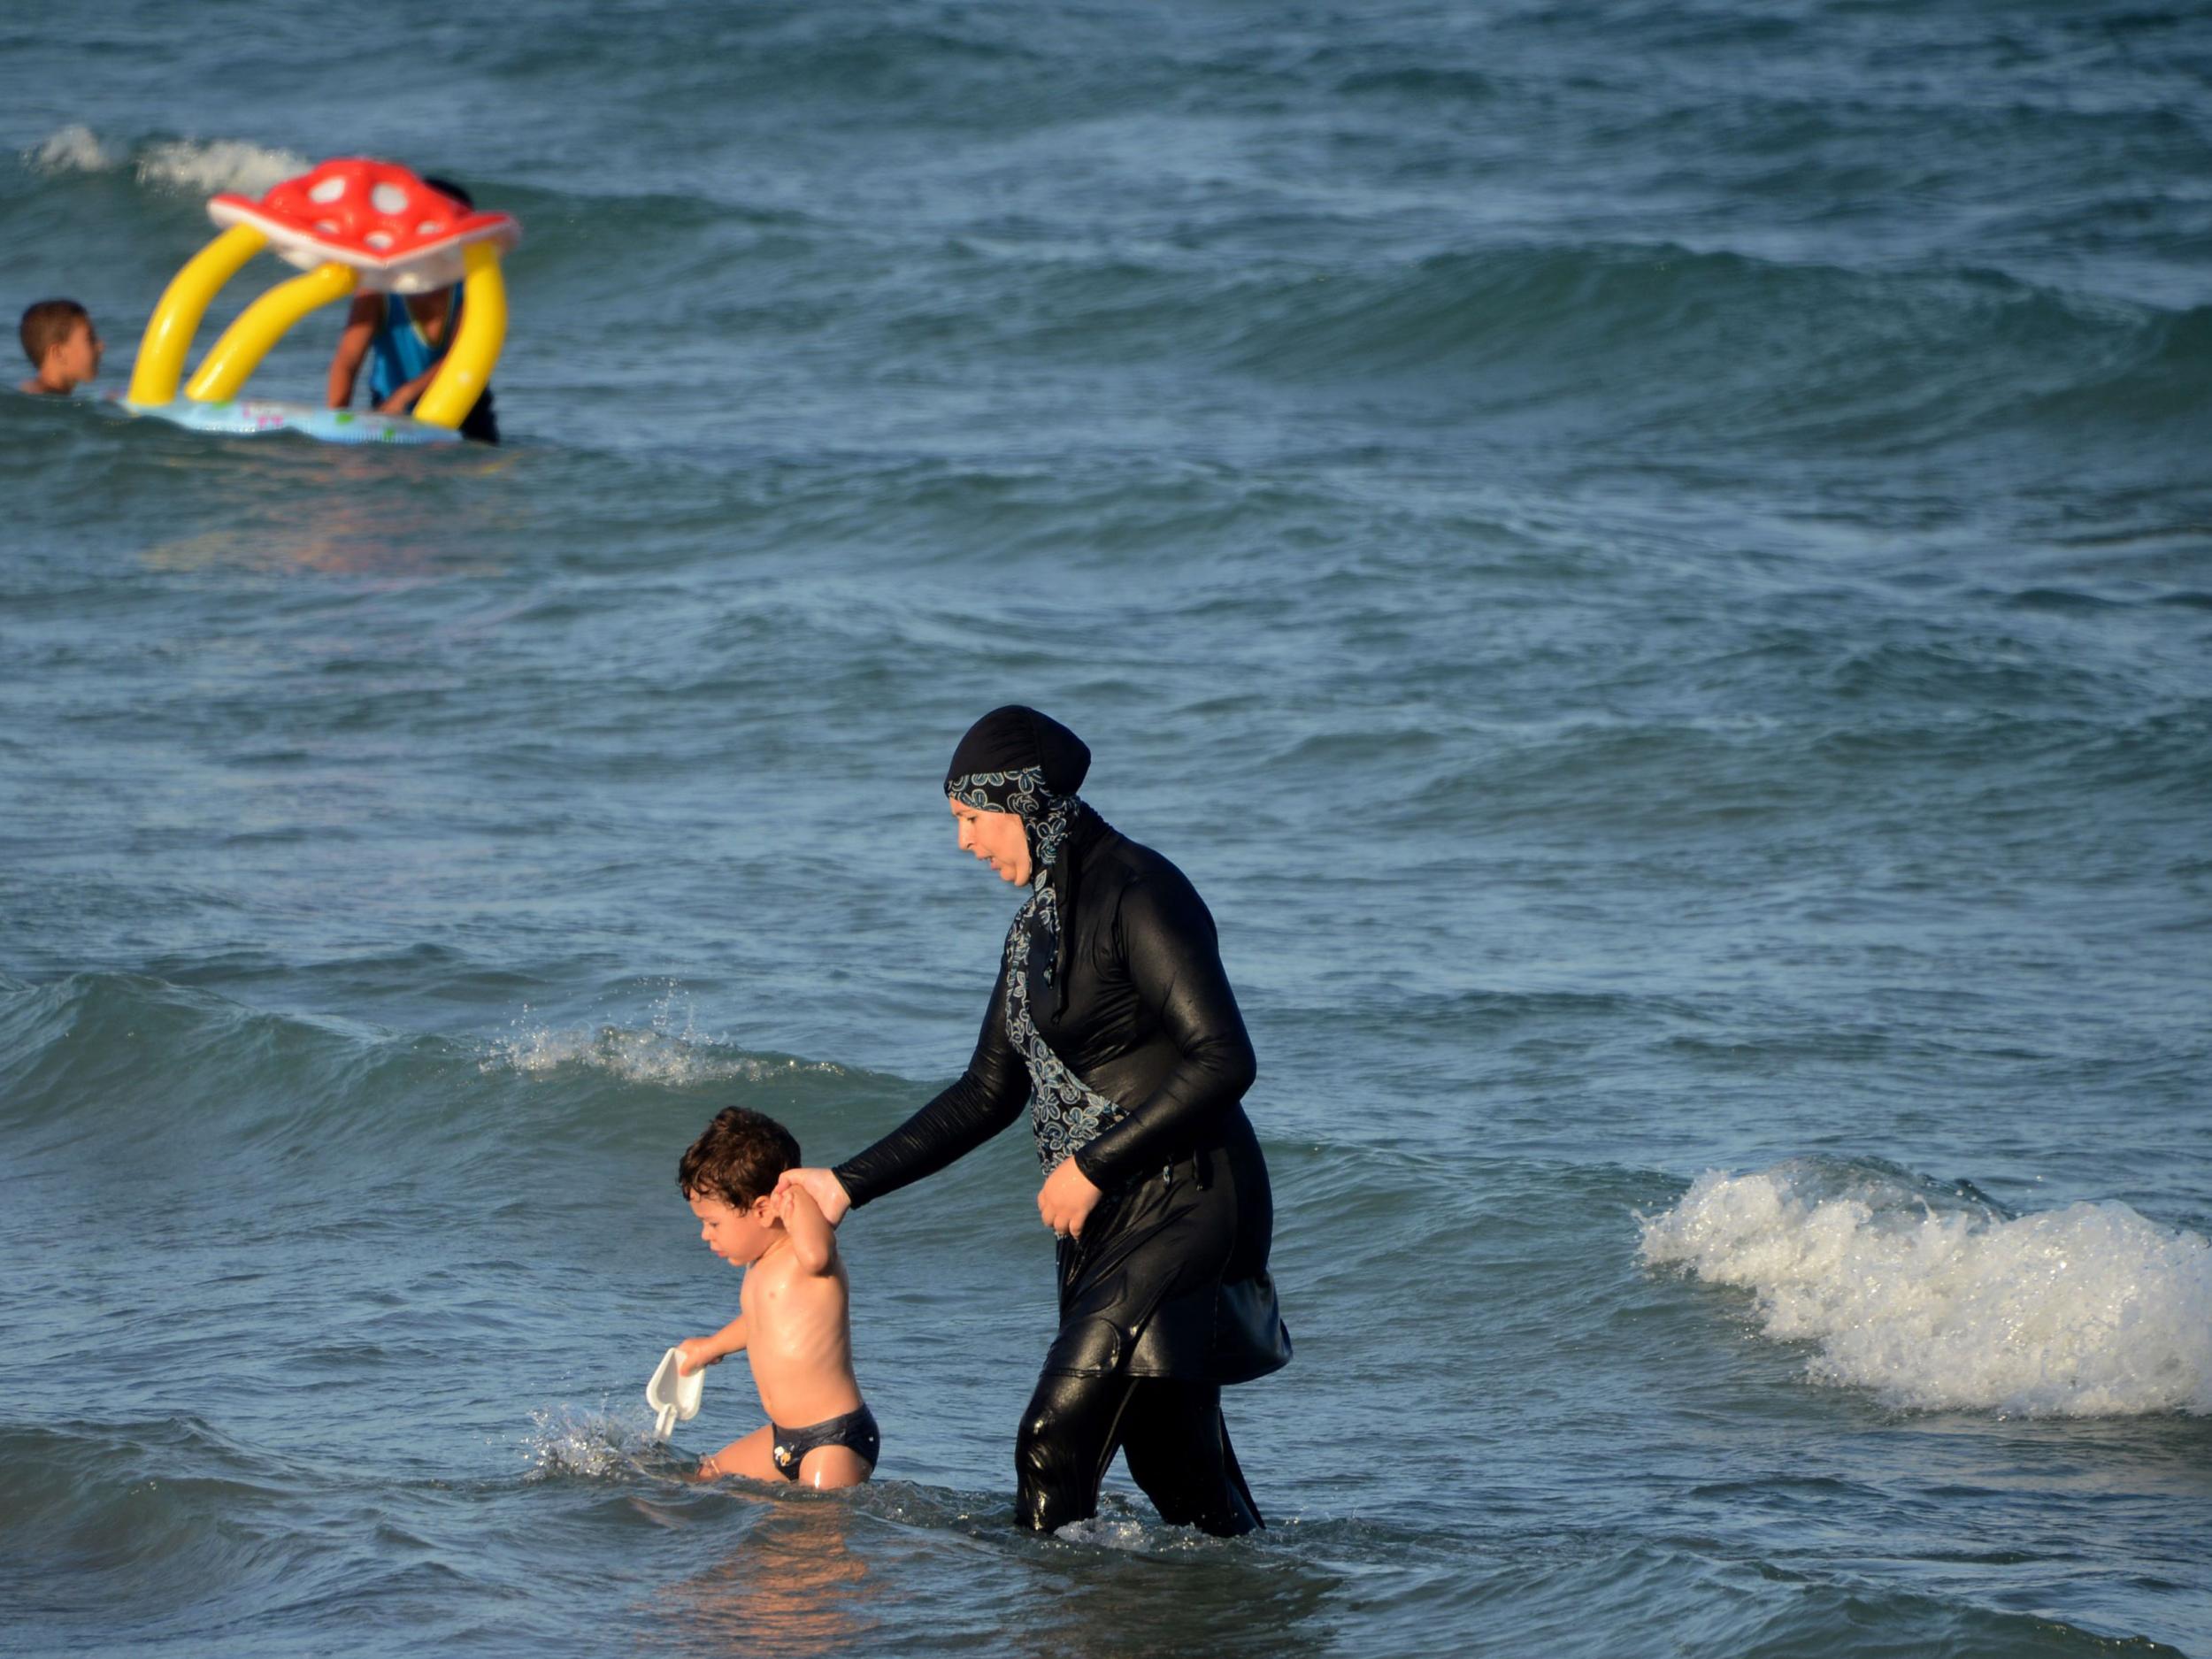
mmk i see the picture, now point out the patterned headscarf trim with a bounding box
[945,732,1120,1171]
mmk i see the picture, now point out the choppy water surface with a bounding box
[4,3,2208,1655]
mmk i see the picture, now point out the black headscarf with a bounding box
[943,707,1124,1166]
[943,705,1090,810]
[944,705,1092,1020]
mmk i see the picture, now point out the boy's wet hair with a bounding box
[680,1107,801,1208]
[19,298,88,368]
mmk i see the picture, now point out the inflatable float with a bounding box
[119,158,519,445]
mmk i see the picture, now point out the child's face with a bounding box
[687,1189,777,1266]
[50,319,103,387]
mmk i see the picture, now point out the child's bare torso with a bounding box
[740,1243,864,1427]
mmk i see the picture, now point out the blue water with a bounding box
[4,3,2209,1655]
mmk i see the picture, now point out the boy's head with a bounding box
[680,1108,801,1266]
[19,299,102,391]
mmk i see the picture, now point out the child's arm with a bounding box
[775,1184,839,1276]
[373,365,440,416]
[326,295,381,408]
[676,1313,748,1376]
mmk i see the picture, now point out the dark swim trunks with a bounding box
[770,1403,879,1481]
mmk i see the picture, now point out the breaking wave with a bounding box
[1640,1158,2212,1417]
[26,124,310,195]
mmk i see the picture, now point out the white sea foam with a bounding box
[24,127,309,194]
[1640,1163,2212,1417]
[484,994,843,1088]
[28,124,115,172]
[134,137,310,196]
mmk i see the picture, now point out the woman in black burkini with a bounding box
[777,706,1291,1535]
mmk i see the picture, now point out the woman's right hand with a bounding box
[773,1167,853,1227]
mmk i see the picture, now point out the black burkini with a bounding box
[833,707,1291,1536]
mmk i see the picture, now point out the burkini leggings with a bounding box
[1016,1371,1262,1537]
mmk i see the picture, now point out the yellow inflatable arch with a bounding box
[127,157,519,440]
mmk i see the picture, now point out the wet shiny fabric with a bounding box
[769,1402,880,1482]
[832,778,1290,1531]
[837,808,1290,1384]
[1046,1139,1291,1382]
[1017,1371,1260,1537]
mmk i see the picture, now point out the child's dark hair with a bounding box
[420,174,474,211]
[680,1107,801,1208]
[19,298,88,369]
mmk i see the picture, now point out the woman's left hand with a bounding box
[1038,1157,1103,1240]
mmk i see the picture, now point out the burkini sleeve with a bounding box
[1070,869,1257,1190]
[833,964,1029,1209]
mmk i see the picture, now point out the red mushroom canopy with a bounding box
[208,158,521,295]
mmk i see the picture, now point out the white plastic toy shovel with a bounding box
[646,1347,703,1442]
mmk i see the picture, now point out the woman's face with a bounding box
[949,796,1032,885]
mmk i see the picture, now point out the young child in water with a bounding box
[674,1107,878,1488]
[321,175,499,442]
[18,299,102,396]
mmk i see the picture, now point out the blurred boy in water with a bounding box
[18,299,102,396]
[673,1108,879,1489]
[322,174,499,442]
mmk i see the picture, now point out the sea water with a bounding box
[2,3,2208,1655]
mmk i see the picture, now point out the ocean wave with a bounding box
[919,235,2201,458]
[0,1415,322,1612]
[0,970,435,1139]
[134,138,312,196]
[0,1415,254,1526]
[1218,242,2202,426]
[24,119,2198,462]
[25,124,310,195]
[13,121,776,247]
[484,993,845,1089]
[27,123,116,173]
[0,972,864,1168]
[1640,1158,2212,1417]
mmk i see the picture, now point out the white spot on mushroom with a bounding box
[371,182,410,214]
[364,230,394,250]
[315,219,341,235]
[416,221,444,235]
[309,175,347,204]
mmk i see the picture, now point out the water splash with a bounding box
[523,1405,669,1481]
[482,991,842,1088]
[1640,1161,2212,1417]
[1052,1498,1230,1552]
